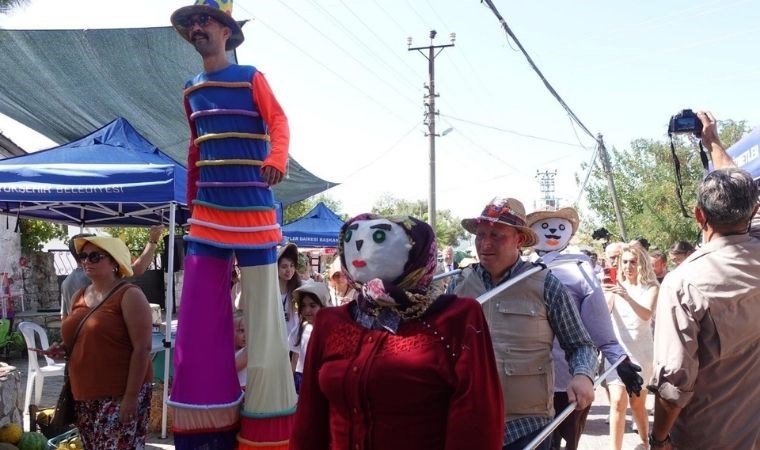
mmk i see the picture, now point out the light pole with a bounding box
[408,30,455,232]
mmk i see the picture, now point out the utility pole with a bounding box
[408,30,455,232]
[597,134,628,241]
[535,170,558,210]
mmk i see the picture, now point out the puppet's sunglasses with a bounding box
[181,14,214,28]
[77,252,107,264]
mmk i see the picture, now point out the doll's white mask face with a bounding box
[531,217,573,252]
[342,218,412,283]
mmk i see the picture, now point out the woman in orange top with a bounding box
[50,236,153,449]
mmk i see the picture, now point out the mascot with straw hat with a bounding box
[169,1,296,449]
[525,207,642,450]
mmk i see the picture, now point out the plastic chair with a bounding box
[17,322,66,415]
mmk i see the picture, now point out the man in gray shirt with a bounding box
[649,111,760,449]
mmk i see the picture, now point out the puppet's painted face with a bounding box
[531,217,573,252]
[342,218,412,283]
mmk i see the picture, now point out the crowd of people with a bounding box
[32,1,758,449]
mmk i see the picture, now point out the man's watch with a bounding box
[649,433,671,448]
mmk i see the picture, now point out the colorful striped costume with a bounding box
[169,63,296,450]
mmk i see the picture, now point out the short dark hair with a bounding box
[632,236,650,251]
[649,249,667,262]
[669,240,695,255]
[698,168,759,229]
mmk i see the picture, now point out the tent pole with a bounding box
[161,202,177,439]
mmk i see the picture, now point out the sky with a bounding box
[1,0,759,222]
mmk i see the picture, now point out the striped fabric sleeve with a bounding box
[252,72,289,175]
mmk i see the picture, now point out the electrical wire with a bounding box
[236,4,407,121]
[337,121,423,183]
[574,147,599,206]
[441,113,585,148]
[244,0,419,110]
[336,0,425,88]
[273,0,420,107]
[448,126,521,173]
[479,0,600,144]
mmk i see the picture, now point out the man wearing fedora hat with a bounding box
[526,207,643,450]
[454,198,597,450]
[168,2,295,450]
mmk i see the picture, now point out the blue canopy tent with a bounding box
[281,202,344,248]
[727,126,760,180]
[0,117,188,438]
[0,117,189,227]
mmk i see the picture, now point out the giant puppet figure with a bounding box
[525,207,642,450]
[169,2,296,449]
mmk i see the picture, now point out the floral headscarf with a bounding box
[338,214,441,332]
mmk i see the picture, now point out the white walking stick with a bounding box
[523,355,627,450]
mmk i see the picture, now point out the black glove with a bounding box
[616,358,643,397]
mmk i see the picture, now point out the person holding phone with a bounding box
[603,243,658,449]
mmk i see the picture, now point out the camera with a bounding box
[668,109,702,137]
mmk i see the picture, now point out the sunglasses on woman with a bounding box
[180,13,215,28]
[77,252,108,264]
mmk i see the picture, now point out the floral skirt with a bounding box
[74,381,152,450]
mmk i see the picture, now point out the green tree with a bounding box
[0,0,27,14]
[370,194,467,248]
[283,194,345,224]
[102,226,169,259]
[19,219,67,252]
[580,120,749,250]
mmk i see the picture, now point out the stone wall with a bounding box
[21,252,60,311]
[0,363,22,427]
[0,217,62,312]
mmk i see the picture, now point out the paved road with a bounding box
[9,357,652,449]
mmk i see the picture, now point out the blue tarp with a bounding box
[0,117,190,227]
[727,126,760,179]
[281,202,344,248]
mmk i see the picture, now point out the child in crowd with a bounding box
[278,243,301,343]
[288,282,329,394]
[234,311,247,389]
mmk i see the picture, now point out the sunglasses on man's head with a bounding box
[181,13,214,28]
[77,252,108,264]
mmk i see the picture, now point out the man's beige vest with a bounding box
[455,265,555,421]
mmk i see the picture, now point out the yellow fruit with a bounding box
[0,423,22,444]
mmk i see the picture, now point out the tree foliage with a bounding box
[103,226,166,257]
[580,120,750,251]
[19,219,67,253]
[0,0,27,14]
[370,194,467,248]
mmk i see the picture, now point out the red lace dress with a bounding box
[290,295,504,450]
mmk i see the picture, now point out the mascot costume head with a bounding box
[525,207,580,256]
[338,213,441,333]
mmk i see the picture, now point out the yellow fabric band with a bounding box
[194,132,270,146]
[184,81,252,96]
[195,159,264,167]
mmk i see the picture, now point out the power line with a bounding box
[574,147,599,206]
[479,0,599,144]
[337,121,423,183]
[441,113,586,148]
[306,0,421,90]
[266,0,420,108]
[448,126,521,173]
[236,3,407,121]
[336,0,425,88]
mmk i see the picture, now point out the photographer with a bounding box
[648,111,760,449]
[696,110,759,237]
